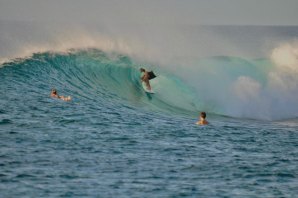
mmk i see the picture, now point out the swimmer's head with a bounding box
[51,89,57,95]
[200,112,207,119]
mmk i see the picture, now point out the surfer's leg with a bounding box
[144,79,151,90]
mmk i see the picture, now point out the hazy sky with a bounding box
[0,0,298,25]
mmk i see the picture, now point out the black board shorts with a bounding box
[148,71,156,80]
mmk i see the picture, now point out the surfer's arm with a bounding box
[141,74,146,81]
[141,72,149,81]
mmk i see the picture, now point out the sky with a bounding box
[1,0,298,64]
[0,0,298,26]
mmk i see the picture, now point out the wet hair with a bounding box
[200,112,206,119]
[51,89,57,95]
[140,68,145,72]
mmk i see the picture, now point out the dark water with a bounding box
[0,50,298,197]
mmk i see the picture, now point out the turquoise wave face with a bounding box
[0,49,202,117]
[1,48,297,120]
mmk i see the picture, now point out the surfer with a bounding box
[196,112,209,125]
[50,89,71,101]
[140,68,156,91]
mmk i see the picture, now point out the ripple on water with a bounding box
[0,119,12,125]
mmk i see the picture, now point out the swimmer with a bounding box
[50,89,71,101]
[196,112,209,125]
[140,68,156,91]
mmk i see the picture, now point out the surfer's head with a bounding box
[200,112,207,119]
[140,68,145,72]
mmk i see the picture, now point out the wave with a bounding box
[0,49,201,116]
[1,44,298,121]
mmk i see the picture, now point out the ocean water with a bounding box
[1,20,298,198]
[1,48,298,197]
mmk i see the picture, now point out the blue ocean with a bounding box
[1,24,298,197]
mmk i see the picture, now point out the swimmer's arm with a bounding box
[196,121,208,125]
[51,94,59,98]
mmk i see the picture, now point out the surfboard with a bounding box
[142,82,155,94]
